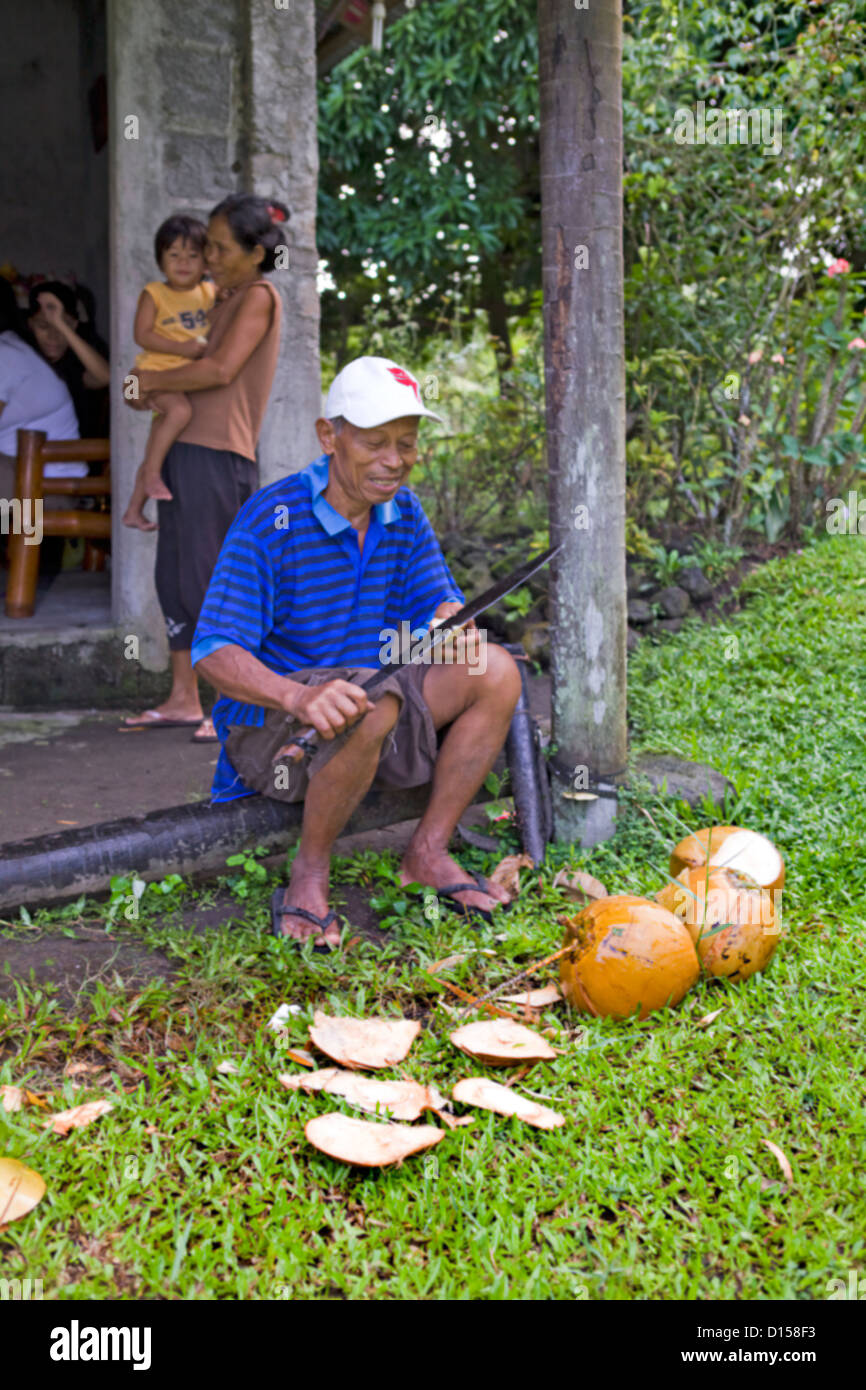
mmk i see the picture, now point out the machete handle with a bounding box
[275,726,318,765]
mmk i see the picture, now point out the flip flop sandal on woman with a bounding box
[119,710,204,732]
[270,887,337,954]
[435,868,513,928]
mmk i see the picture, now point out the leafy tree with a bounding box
[317,0,538,376]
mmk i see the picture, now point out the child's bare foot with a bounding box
[143,474,172,501]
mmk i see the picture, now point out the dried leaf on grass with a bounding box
[552,870,609,906]
[449,1019,557,1066]
[305,1113,444,1168]
[488,854,534,898]
[217,1060,240,1075]
[695,1008,725,1028]
[280,1069,446,1121]
[452,1077,565,1131]
[0,1086,23,1113]
[427,951,469,975]
[309,1011,420,1071]
[0,1157,45,1225]
[499,984,562,1008]
[761,1138,793,1184]
[63,1061,103,1079]
[43,1099,114,1136]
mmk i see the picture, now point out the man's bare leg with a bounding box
[275,694,401,947]
[399,642,522,914]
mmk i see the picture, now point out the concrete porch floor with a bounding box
[0,569,112,633]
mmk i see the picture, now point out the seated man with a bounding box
[192,355,521,949]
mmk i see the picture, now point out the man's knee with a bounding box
[471,640,522,706]
[355,691,401,741]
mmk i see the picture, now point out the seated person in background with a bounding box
[27,281,110,438]
[0,278,84,515]
[122,214,215,529]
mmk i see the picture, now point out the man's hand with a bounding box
[431,600,469,628]
[283,679,372,741]
[430,601,483,665]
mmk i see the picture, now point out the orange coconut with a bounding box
[559,895,700,1021]
[656,865,780,981]
[669,826,785,893]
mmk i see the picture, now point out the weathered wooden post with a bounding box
[538,0,628,846]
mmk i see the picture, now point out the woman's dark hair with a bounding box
[27,280,79,321]
[0,278,25,337]
[154,214,208,267]
[209,193,290,273]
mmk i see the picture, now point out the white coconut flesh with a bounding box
[706,829,783,888]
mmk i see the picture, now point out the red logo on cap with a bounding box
[387,366,421,402]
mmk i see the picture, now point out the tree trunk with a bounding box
[480,253,514,386]
[538,0,627,846]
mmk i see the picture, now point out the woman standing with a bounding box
[121,193,287,742]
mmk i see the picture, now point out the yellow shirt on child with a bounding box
[134,280,216,371]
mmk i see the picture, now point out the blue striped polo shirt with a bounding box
[191,454,464,803]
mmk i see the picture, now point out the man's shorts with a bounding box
[224,663,439,804]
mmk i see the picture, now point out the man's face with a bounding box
[317,416,420,509]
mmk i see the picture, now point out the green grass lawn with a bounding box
[1,533,864,1300]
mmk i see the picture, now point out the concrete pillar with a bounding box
[106,0,321,669]
[245,0,322,485]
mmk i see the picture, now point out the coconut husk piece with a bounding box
[449,1018,557,1066]
[305,1113,445,1168]
[308,1011,421,1071]
[452,1077,565,1130]
[499,984,562,1008]
[279,1068,447,1121]
[0,1157,46,1225]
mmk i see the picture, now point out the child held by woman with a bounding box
[122,214,215,529]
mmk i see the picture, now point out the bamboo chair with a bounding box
[4,428,111,619]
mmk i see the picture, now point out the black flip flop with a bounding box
[270,888,338,954]
[435,868,512,927]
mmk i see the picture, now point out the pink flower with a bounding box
[827,258,851,277]
[738,414,751,426]
[847,337,866,351]
[748,348,763,365]
[771,353,785,365]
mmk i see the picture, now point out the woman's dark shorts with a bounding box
[155,442,257,651]
[224,663,439,804]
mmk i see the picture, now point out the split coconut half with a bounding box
[452,1078,565,1131]
[449,1019,558,1066]
[280,1069,447,1121]
[656,865,781,981]
[305,1113,444,1168]
[669,826,785,893]
[0,1157,45,1225]
[559,894,700,1020]
[308,1011,421,1070]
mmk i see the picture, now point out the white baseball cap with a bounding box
[324,355,443,428]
